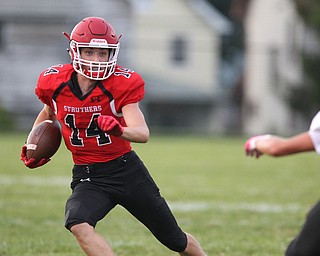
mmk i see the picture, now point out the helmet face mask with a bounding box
[66,17,121,80]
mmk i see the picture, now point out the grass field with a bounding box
[1,133,319,255]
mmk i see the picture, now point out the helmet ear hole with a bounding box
[68,41,78,61]
[67,49,73,60]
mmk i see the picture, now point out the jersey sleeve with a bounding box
[121,78,145,106]
[114,72,145,112]
[309,111,320,154]
[35,71,55,109]
[35,64,72,110]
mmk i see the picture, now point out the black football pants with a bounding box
[65,150,188,252]
[285,200,320,256]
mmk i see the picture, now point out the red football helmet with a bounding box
[64,17,121,80]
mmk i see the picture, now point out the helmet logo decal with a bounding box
[90,39,108,45]
[91,39,107,43]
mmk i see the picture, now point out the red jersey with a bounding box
[35,64,145,164]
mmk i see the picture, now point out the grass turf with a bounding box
[0,133,319,255]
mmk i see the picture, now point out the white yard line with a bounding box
[168,201,302,213]
[0,175,70,186]
[0,175,303,213]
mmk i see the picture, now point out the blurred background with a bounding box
[0,0,319,136]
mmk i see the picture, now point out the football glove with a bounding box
[244,134,271,158]
[96,115,124,137]
[20,145,50,169]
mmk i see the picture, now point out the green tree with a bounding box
[0,106,14,131]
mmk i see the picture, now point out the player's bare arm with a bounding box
[32,104,56,128]
[121,102,149,143]
[245,132,315,157]
[256,132,314,156]
[21,104,58,169]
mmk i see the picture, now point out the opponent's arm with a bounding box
[245,132,315,158]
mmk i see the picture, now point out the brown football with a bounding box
[26,120,62,163]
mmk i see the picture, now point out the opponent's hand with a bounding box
[96,115,124,137]
[244,134,271,158]
[20,145,50,169]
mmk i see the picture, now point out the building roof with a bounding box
[186,0,233,35]
[129,0,232,35]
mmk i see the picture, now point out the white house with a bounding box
[130,0,232,132]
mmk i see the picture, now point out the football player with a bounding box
[21,17,207,256]
[245,111,320,256]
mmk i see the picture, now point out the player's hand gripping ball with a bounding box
[244,134,271,158]
[21,120,62,169]
[96,115,124,137]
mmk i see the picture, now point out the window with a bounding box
[171,36,188,65]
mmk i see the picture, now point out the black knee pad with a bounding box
[159,231,188,252]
